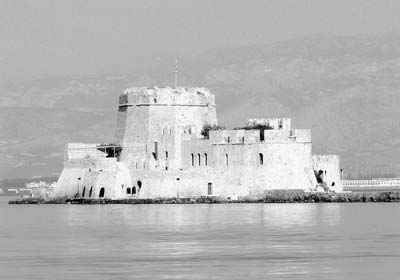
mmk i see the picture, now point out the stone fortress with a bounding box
[54,86,342,200]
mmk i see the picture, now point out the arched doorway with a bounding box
[99,187,105,198]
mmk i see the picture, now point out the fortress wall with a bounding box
[122,87,215,107]
[181,139,213,168]
[147,105,176,170]
[117,106,150,171]
[134,142,316,199]
[176,140,317,194]
[175,104,217,137]
[182,140,315,169]
[294,129,312,143]
[210,142,316,192]
[115,106,128,144]
[209,130,259,144]
[65,143,105,160]
[263,130,291,142]
[312,155,342,192]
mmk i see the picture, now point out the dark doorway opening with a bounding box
[99,187,105,198]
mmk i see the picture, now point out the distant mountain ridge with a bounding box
[1,32,400,179]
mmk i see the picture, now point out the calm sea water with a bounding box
[1,197,400,280]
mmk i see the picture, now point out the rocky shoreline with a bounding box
[8,190,400,204]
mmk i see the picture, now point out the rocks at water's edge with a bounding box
[8,190,400,204]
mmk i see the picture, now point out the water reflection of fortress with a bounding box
[54,86,342,199]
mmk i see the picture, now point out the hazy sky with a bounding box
[1,0,400,81]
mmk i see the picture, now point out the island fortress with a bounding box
[54,86,342,199]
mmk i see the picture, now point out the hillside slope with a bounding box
[1,32,400,178]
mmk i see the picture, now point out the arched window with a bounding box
[259,153,264,165]
[89,187,93,197]
[198,153,201,165]
[137,181,142,189]
[225,154,229,166]
[191,153,194,166]
[126,188,131,194]
[82,187,86,198]
[165,151,168,158]
[204,153,208,166]
[132,187,136,195]
[99,187,105,198]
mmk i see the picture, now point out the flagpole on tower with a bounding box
[174,59,178,90]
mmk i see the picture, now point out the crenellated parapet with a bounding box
[207,128,311,144]
[247,118,291,130]
[119,86,215,107]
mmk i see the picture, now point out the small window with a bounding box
[208,182,212,195]
[165,151,168,159]
[99,187,105,198]
[241,137,245,143]
[152,152,157,160]
[82,187,86,198]
[260,130,265,141]
[89,187,93,197]
[127,188,131,194]
[191,153,194,166]
[204,153,208,166]
[225,154,229,166]
[137,181,142,189]
[189,128,192,134]
[259,153,264,165]
[227,136,230,143]
[198,153,201,166]
[132,187,136,194]
[169,128,172,134]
